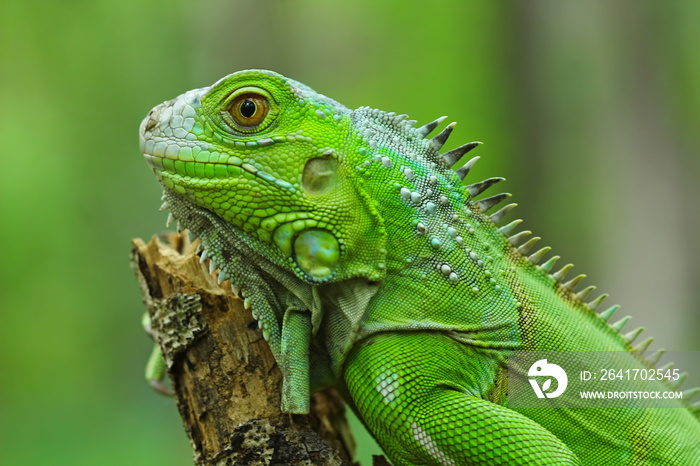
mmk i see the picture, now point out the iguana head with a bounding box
[140,70,387,287]
[140,70,525,389]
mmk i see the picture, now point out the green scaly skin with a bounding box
[139,70,700,465]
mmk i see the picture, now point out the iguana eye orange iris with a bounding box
[229,94,268,127]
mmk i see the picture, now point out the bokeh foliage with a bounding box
[1,1,698,465]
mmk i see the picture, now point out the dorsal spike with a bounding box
[599,304,619,322]
[659,361,675,372]
[499,219,522,235]
[430,122,456,150]
[444,143,482,168]
[648,349,666,365]
[517,237,541,255]
[455,155,480,180]
[611,315,631,332]
[217,270,228,284]
[586,293,609,312]
[208,260,217,275]
[416,116,447,138]
[634,337,654,353]
[195,242,204,254]
[508,230,532,246]
[490,203,517,225]
[563,274,586,291]
[677,372,688,387]
[466,177,505,198]
[476,193,511,213]
[528,246,551,264]
[539,255,560,273]
[623,327,644,344]
[231,283,241,297]
[575,285,596,302]
[683,387,700,400]
[552,263,574,282]
[166,212,176,227]
[159,201,169,211]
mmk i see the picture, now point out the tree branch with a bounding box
[131,232,356,465]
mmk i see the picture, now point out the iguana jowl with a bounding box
[139,69,700,465]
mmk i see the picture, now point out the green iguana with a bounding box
[139,69,700,465]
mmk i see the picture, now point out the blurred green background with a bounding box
[1,1,698,464]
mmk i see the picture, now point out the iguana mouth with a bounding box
[142,151,295,194]
[142,138,332,195]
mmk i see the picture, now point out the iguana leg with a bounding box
[145,342,172,396]
[344,332,581,466]
[280,308,312,413]
[142,312,172,396]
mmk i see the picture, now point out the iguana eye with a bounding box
[229,94,269,128]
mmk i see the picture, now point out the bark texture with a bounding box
[131,232,356,465]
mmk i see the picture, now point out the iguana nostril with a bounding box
[145,117,157,132]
